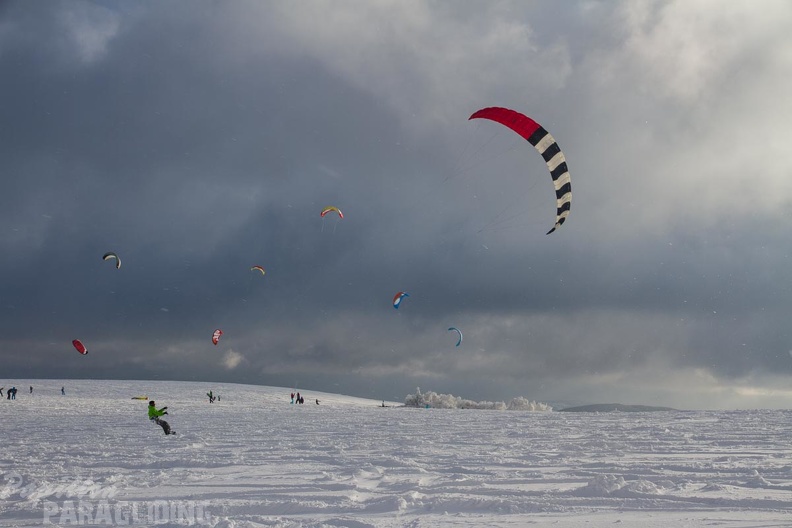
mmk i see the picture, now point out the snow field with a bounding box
[2,380,792,527]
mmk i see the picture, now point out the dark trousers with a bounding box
[152,418,171,434]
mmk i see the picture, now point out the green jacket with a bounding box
[148,405,167,420]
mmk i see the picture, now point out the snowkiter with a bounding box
[148,400,174,435]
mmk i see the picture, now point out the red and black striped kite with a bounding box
[469,107,571,234]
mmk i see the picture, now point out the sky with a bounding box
[2,0,792,410]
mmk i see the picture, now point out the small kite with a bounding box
[102,252,121,269]
[212,329,223,345]
[250,265,265,275]
[72,339,88,355]
[320,206,344,219]
[448,327,463,347]
[392,291,409,309]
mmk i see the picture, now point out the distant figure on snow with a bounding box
[9,387,17,400]
[61,387,65,396]
[290,392,295,404]
[148,400,175,435]
[315,399,320,405]
[29,386,33,394]
[207,390,215,403]
[0,388,4,398]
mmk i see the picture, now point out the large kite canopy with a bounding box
[468,107,571,234]
[250,265,265,276]
[212,329,223,345]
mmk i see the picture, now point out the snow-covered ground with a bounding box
[2,380,792,527]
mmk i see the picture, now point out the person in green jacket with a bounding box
[148,400,174,435]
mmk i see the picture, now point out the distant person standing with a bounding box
[10,387,17,400]
[61,387,65,395]
[29,386,33,394]
[290,392,295,404]
[0,388,4,398]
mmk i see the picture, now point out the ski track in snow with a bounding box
[2,380,792,527]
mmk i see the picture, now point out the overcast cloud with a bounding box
[2,0,792,409]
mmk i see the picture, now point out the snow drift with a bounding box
[404,387,553,410]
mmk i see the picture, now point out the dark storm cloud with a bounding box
[2,1,792,409]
